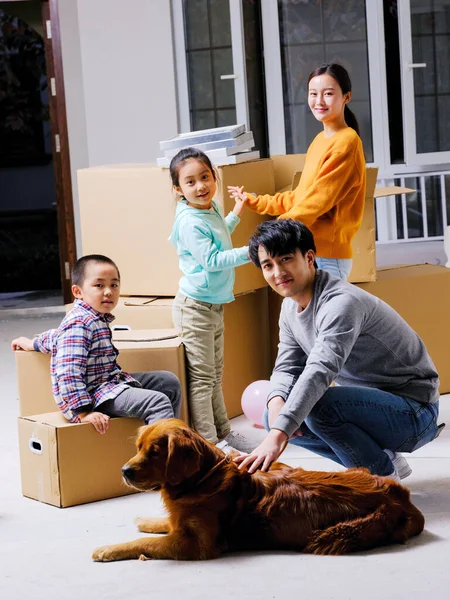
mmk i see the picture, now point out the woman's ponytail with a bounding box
[344,105,360,137]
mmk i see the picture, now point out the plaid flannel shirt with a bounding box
[33,299,139,422]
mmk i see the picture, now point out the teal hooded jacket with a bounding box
[168,199,250,303]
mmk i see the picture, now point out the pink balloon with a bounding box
[241,380,271,427]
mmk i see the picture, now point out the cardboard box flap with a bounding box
[374,186,415,198]
[122,297,174,307]
[112,328,178,342]
[373,264,448,279]
[122,296,158,307]
[23,411,73,427]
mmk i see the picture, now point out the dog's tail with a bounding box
[303,485,425,555]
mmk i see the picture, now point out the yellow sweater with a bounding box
[247,128,366,258]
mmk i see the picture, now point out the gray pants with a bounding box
[98,371,181,424]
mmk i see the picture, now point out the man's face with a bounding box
[258,246,315,299]
[72,262,120,315]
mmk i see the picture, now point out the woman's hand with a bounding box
[228,185,248,218]
[234,429,288,473]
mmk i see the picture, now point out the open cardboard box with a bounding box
[77,160,275,297]
[270,155,415,283]
[15,329,190,423]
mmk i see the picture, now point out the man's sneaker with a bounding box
[384,449,412,480]
[220,431,257,454]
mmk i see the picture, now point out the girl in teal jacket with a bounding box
[169,147,256,454]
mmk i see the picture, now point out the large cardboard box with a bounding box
[357,264,450,394]
[89,289,271,418]
[15,330,190,423]
[270,155,414,283]
[18,411,142,507]
[77,160,275,297]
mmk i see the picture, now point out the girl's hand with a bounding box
[11,336,35,352]
[228,186,247,217]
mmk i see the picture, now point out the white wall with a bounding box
[58,0,179,254]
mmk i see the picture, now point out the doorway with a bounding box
[0,0,76,305]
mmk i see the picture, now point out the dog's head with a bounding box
[121,418,222,491]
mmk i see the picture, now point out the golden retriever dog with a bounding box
[92,419,424,561]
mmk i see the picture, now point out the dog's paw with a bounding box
[92,545,117,562]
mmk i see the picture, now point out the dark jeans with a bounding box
[264,385,440,476]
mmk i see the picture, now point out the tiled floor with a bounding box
[1,313,449,599]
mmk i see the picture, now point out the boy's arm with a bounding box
[33,329,56,354]
[11,337,36,352]
[54,322,94,416]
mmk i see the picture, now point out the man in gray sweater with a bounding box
[237,220,442,481]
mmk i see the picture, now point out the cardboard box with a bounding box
[357,264,450,394]
[18,411,142,507]
[15,330,190,423]
[270,155,414,283]
[77,160,275,297]
[83,289,272,418]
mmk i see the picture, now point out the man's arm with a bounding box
[235,309,306,473]
[236,294,365,472]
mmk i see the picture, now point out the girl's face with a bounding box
[174,158,216,209]
[308,73,351,126]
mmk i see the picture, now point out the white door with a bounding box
[398,0,450,166]
[172,0,249,133]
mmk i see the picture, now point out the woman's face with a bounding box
[308,73,351,125]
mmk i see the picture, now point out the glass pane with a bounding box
[216,109,237,127]
[192,110,216,131]
[395,194,405,240]
[415,96,438,153]
[187,51,213,110]
[411,0,450,153]
[278,0,322,45]
[210,0,232,47]
[184,0,210,50]
[425,176,443,237]
[323,0,367,42]
[278,0,373,159]
[212,48,235,108]
[445,175,450,225]
[184,0,236,131]
[404,177,424,238]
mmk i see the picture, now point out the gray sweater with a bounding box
[271,269,440,438]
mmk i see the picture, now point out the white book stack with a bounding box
[157,124,260,168]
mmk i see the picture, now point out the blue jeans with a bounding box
[264,386,440,476]
[316,257,352,280]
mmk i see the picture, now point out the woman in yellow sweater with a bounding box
[229,63,366,280]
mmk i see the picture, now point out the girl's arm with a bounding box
[179,223,249,271]
[278,151,363,226]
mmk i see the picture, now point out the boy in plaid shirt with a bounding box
[12,254,181,434]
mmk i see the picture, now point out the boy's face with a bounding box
[72,261,120,315]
